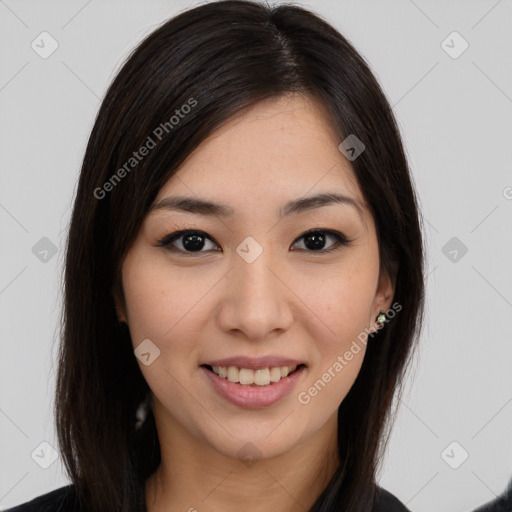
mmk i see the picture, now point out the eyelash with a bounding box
[157,227,353,256]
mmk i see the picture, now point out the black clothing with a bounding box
[5,483,411,511]
[471,479,512,512]
[6,485,77,512]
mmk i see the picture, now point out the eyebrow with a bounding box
[148,192,366,222]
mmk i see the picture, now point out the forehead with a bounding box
[154,94,364,210]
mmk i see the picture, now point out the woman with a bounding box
[7,1,425,511]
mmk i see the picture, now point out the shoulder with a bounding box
[373,486,411,512]
[471,482,512,512]
[4,484,79,512]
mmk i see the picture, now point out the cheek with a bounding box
[295,257,377,406]
[121,253,209,404]
[121,250,213,343]
[303,257,378,348]
[296,292,370,417]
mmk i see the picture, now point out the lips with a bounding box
[200,363,307,408]
[200,356,307,370]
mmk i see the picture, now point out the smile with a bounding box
[203,364,303,386]
[200,364,307,408]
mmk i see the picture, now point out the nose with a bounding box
[216,247,294,341]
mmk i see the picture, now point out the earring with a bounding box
[375,310,387,327]
[135,391,153,430]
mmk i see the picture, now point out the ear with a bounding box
[111,282,127,323]
[371,264,397,326]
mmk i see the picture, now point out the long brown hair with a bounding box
[55,1,426,510]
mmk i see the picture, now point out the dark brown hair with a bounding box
[55,1,426,510]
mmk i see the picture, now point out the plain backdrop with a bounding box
[1,1,512,511]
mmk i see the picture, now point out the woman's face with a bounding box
[116,93,394,461]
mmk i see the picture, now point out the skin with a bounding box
[114,93,395,512]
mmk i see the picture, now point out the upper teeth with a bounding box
[211,365,298,386]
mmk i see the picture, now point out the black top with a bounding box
[5,485,77,512]
[471,478,512,512]
[5,484,411,511]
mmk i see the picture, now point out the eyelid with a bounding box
[157,227,353,255]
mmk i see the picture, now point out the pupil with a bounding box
[183,234,204,251]
[305,233,325,250]
[180,232,327,252]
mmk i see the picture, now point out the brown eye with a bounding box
[157,228,352,256]
[291,229,352,253]
[157,230,219,253]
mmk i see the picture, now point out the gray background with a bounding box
[1,1,511,511]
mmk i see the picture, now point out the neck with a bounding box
[145,404,340,512]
